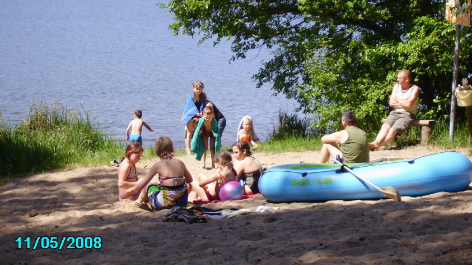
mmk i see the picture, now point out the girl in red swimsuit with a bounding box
[199,106,217,169]
[189,150,237,201]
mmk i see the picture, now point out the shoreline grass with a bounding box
[0,99,126,177]
[1,102,470,179]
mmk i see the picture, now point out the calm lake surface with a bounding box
[0,0,299,149]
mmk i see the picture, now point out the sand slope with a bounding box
[1,146,471,264]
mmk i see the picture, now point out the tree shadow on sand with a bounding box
[1,167,471,264]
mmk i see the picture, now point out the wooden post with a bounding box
[412,120,436,144]
[466,106,472,144]
[421,125,433,144]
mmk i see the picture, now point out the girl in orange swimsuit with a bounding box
[237,116,259,148]
[189,150,237,201]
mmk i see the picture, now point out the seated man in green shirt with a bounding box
[319,110,370,163]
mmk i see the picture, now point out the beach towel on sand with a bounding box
[163,205,279,222]
[190,205,279,220]
[191,117,221,160]
[163,207,208,223]
[236,115,260,142]
[182,94,207,125]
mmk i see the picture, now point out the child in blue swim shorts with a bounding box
[126,109,154,145]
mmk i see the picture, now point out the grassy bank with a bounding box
[1,102,470,178]
[0,100,126,176]
[255,112,324,152]
[261,111,471,152]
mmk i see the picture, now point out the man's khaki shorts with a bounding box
[384,111,415,135]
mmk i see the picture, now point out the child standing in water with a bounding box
[189,150,237,201]
[126,109,154,145]
[237,116,259,148]
[117,142,144,201]
[127,136,193,210]
[191,106,221,169]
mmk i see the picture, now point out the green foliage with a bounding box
[260,111,322,152]
[263,109,472,152]
[161,0,472,129]
[427,117,471,148]
[269,111,310,140]
[258,135,321,152]
[0,99,125,176]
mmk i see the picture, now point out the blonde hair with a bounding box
[242,117,252,127]
[155,136,174,159]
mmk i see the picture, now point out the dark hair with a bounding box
[192,81,207,102]
[232,140,252,156]
[155,136,174,159]
[193,80,204,89]
[121,142,143,162]
[134,110,142,118]
[342,110,356,126]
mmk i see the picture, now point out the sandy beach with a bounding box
[1,145,471,264]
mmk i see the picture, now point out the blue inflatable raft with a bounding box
[258,151,472,202]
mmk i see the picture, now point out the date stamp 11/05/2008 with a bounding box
[15,236,102,250]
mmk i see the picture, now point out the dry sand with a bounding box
[1,146,472,264]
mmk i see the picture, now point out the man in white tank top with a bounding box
[369,70,420,150]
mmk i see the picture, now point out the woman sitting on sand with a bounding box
[232,141,264,195]
[189,150,237,201]
[126,136,193,209]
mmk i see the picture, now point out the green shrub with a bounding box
[269,111,326,140]
[0,99,125,176]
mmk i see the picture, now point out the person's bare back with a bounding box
[129,118,145,135]
[125,110,153,142]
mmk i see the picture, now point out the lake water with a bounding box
[0,0,299,149]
